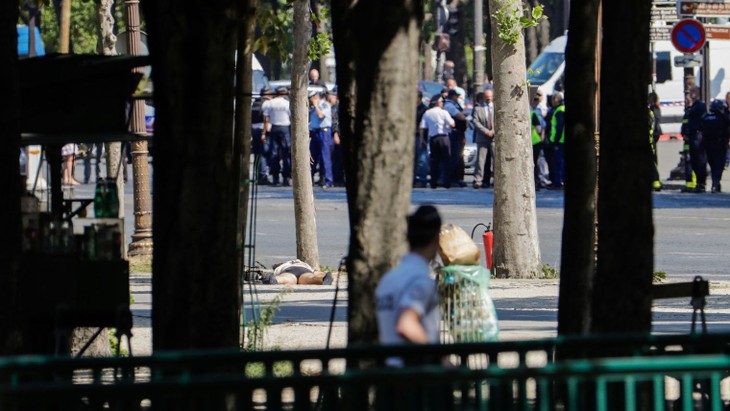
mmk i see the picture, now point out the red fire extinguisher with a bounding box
[471,223,494,270]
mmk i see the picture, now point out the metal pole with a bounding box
[701,41,711,109]
[125,0,153,256]
[473,0,485,95]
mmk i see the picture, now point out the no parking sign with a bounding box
[671,19,707,53]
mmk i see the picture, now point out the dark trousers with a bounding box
[251,128,270,182]
[543,143,555,185]
[332,141,345,186]
[689,138,708,189]
[552,143,565,187]
[429,135,451,188]
[310,128,333,187]
[82,142,104,183]
[414,137,429,185]
[532,142,543,188]
[705,140,728,186]
[449,130,465,183]
[269,125,291,183]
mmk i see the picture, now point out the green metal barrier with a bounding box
[0,333,728,410]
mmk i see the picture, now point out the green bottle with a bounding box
[105,178,119,218]
[94,180,107,218]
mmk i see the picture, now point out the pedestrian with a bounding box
[376,204,442,349]
[309,68,326,87]
[725,91,730,169]
[648,92,663,191]
[414,90,430,188]
[443,89,468,187]
[308,90,334,188]
[61,143,80,186]
[680,95,696,191]
[685,85,708,193]
[548,91,565,190]
[471,91,495,188]
[82,142,104,184]
[328,88,346,187]
[700,99,729,193]
[531,90,546,191]
[263,86,292,186]
[548,92,565,189]
[251,87,273,185]
[419,94,455,189]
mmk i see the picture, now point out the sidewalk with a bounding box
[129,272,730,355]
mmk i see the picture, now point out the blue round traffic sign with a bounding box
[671,19,706,54]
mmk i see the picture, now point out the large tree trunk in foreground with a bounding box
[557,0,599,337]
[0,2,24,356]
[234,0,256,348]
[291,0,320,270]
[592,0,653,335]
[489,0,542,279]
[331,0,422,345]
[144,0,242,350]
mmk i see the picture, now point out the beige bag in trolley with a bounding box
[438,224,481,266]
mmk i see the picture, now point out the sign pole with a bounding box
[701,40,711,108]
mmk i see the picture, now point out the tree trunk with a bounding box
[143,0,243,350]
[291,0,320,270]
[0,1,24,356]
[234,0,256,348]
[557,0,599,337]
[489,0,542,279]
[331,0,422,345]
[592,0,653,335]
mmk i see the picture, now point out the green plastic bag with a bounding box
[438,265,499,342]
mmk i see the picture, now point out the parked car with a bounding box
[268,79,331,97]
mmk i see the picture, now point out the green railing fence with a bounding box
[0,333,728,410]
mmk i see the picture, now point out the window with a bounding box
[655,51,672,84]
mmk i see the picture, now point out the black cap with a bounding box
[431,94,443,104]
[260,87,274,96]
[447,89,459,98]
[440,87,449,94]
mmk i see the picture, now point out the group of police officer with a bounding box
[250,84,342,188]
[676,86,730,193]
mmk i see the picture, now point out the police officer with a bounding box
[308,90,334,188]
[419,95,455,188]
[649,108,662,191]
[443,89,468,187]
[700,100,730,193]
[548,92,565,189]
[251,87,273,185]
[263,86,292,186]
[531,90,546,191]
[685,85,707,193]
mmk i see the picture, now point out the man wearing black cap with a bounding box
[251,87,274,185]
[263,86,293,186]
[444,89,468,187]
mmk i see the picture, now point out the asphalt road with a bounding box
[248,139,730,282]
[69,139,728,281]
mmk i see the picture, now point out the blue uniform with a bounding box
[310,101,334,187]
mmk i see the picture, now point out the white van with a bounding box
[527,34,730,135]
